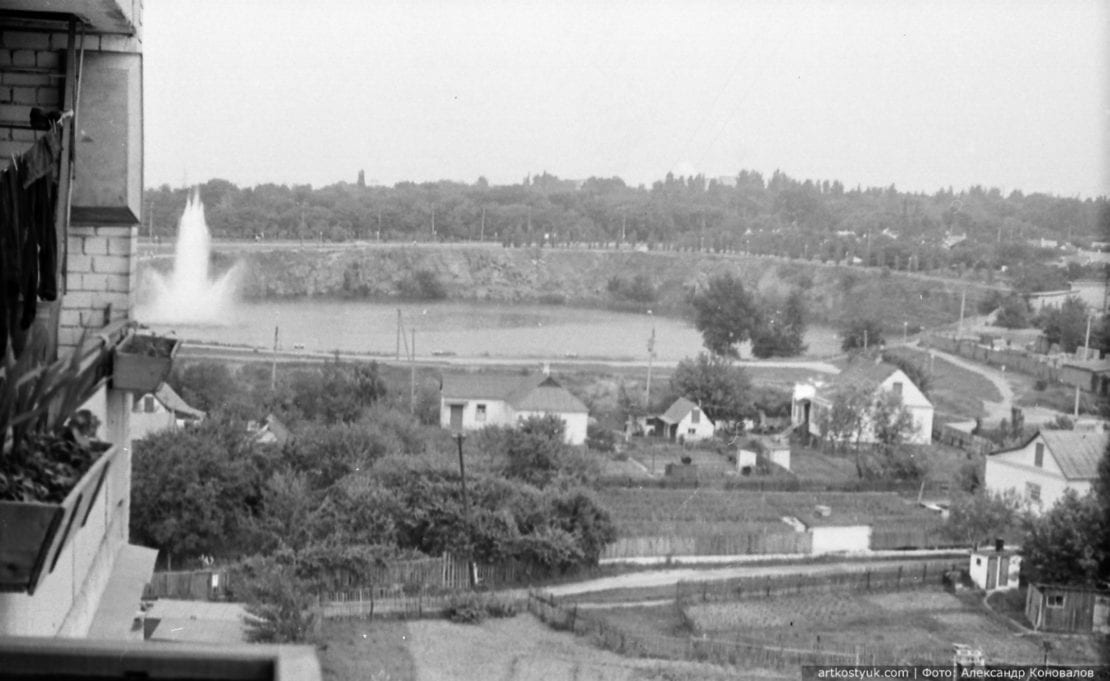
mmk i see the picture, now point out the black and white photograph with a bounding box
[0,1,1107,679]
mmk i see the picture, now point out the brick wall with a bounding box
[0,19,143,354]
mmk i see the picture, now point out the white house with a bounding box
[130,384,205,441]
[791,361,933,445]
[984,430,1106,513]
[440,372,589,445]
[654,397,715,443]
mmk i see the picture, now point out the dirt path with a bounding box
[544,554,963,598]
[922,345,1015,423]
[918,343,1068,427]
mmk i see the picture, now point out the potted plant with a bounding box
[112,332,180,393]
[0,327,118,593]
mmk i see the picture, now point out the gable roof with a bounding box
[660,397,709,425]
[441,373,587,414]
[815,361,899,400]
[990,429,1107,481]
[153,384,205,420]
[1039,430,1107,480]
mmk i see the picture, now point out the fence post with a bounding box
[897,565,903,588]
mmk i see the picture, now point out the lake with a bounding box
[135,299,843,362]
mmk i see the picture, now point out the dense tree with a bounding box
[840,318,885,351]
[1034,296,1091,353]
[751,289,807,358]
[1022,489,1104,585]
[943,488,1025,549]
[689,273,761,358]
[670,352,753,424]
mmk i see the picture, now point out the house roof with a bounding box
[154,384,205,420]
[1060,358,1110,373]
[1038,430,1107,480]
[441,373,587,414]
[990,429,1106,480]
[815,361,899,400]
[660,397,706,425]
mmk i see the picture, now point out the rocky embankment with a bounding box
[139,244,1004,328]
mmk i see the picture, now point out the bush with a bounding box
[1033,379,1047,391]
[443,592,517,624]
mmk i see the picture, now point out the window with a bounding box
[476,404,487,422]
[687,427,697,435]
[144,396,156,413]
[975,557,982,566]
[892,382,903,397]
[1047,594,1065,608]
[1034,442,1044,468]
[690,409,700,424]
[1026,482,1041,503]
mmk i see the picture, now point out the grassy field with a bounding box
[884,346,1001,419]
[318,614,786,681]
[319,619,416,681]
[680,588,1103,665]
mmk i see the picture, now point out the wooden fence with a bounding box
[869,517,949,550]
[144,570,230,601]
[932,421,996,457]
[602,530,812,560]
[921,335,1060,383]
[526,591,874,670]
[674,559,958,605]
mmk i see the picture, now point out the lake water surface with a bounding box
[136,299,842,362]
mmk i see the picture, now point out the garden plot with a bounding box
[681,588,1101,665]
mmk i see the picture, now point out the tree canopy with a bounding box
[689,273,761,358]
[670,352,753,424]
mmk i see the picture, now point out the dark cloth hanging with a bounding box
[0,129,62,356]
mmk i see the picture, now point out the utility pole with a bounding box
[396,309,402,360]
[271,326,279,391]
[1083,313,1093,360]
[455,433,475,589]
[480,206,486,241]
[958,289,967,338]
[410,328,416,413]
[645,312,656,410]
[863,328,869,351]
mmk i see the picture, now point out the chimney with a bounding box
[994,538,1004,552]
[542,361,550,376]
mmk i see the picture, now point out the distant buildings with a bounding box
[646,397,716,443]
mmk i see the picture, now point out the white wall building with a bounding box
[656,397,715,442]
[130,384,205,441]
[792,361,933,445]
[440,373,589,445]
[984,430,1105,513]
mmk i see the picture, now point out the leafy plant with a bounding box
[0,327,110,502]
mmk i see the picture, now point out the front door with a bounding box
[449,404,464,430]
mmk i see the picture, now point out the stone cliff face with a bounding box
[138,244,1001,328]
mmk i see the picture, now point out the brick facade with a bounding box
[0,19,143,354]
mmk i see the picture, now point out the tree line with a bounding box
[145,172,1109,277]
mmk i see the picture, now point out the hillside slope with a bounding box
[139,244,1003,329]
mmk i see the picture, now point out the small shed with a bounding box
[968,545,1021,592]
[1025,583,1110,634]
[1058,358,1110,397]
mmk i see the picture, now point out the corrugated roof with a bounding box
[660,397,700,424]
[1040,430,1107,480]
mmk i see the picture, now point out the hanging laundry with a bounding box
[0,129,63,356]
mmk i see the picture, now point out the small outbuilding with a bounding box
[1025,583,1110,634]
[968,544,1021,592]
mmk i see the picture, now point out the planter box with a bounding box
[112,335,180,393]
[0,443,119,594]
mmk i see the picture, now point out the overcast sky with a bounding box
[143,0,1109,198]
